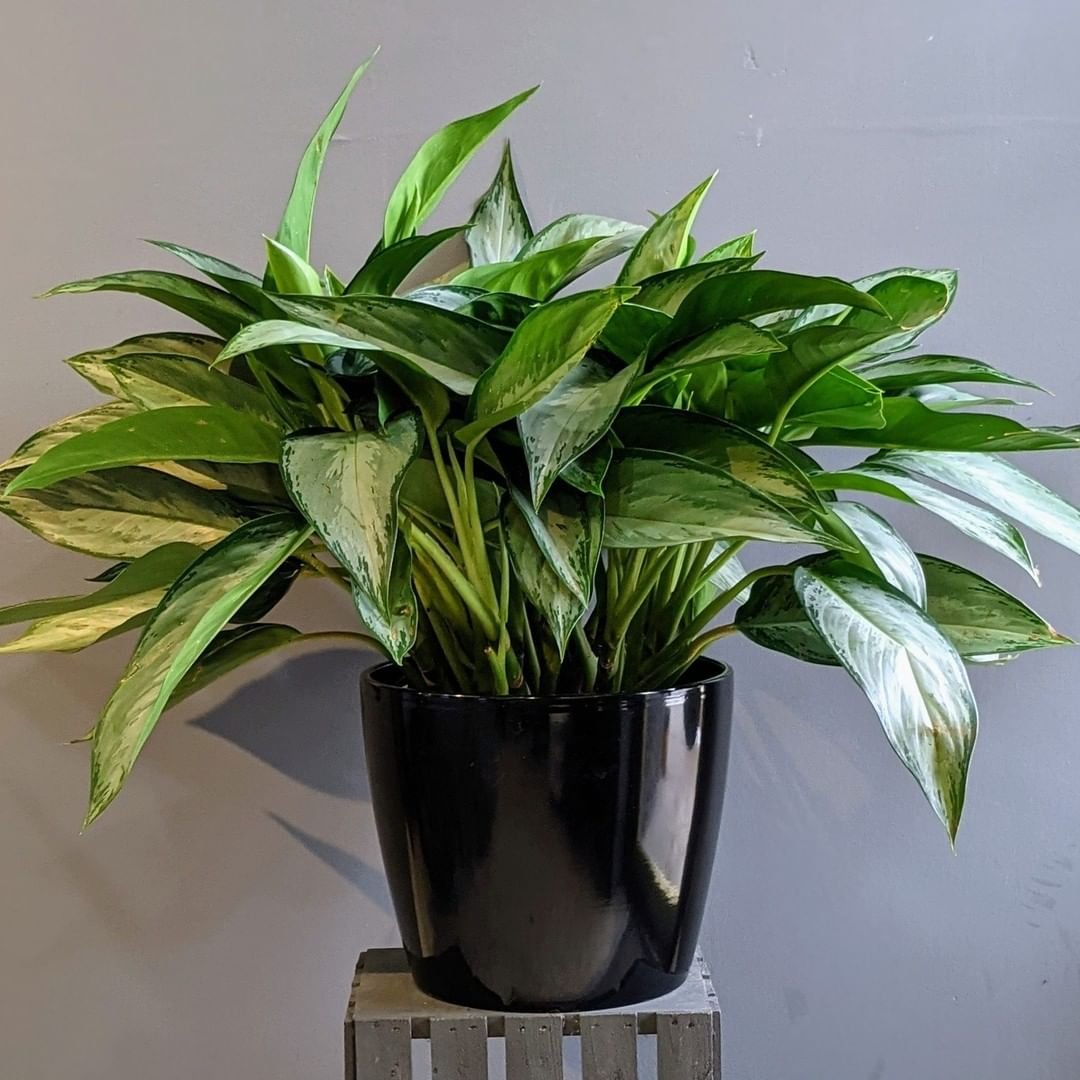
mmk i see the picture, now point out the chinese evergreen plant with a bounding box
[4,55,1078,839]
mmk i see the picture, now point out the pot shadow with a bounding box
[267,811,393,916]
[187,648,374,801]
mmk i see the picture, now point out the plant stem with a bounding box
[404,522,499,641]
[299,553,352,593]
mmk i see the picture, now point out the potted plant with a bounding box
[5,54,1078,1010]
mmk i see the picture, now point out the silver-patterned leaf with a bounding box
[466,142,532,265]
[831,500,926,605]
[603,449,827,548]
[0,466,246,559]
[280,415,422,660]
[519,357,642,509]
[795,561,977,840]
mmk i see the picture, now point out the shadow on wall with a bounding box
[191,646,393,913]
[189,647,376,801]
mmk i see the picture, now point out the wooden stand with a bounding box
[345,948,721,1079]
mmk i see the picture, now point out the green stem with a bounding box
[301,629,386,652]
[574,623,599,693]
[405,523,500,641]
[299,553,352,594]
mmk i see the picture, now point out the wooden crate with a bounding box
[345,948,721,1079]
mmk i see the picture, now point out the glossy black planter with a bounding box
[360,659,733,1012]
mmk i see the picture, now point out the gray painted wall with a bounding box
[2,3,1078,1077]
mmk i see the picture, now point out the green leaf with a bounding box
[699,231,757,261]
[224,294,508,395]
[67,352,278,425]
[814,465,1039,582]
[618,175,716,285]
[0,542,201,653]
[280,415,422,661]
[7,407,282,493]
[168,623,305,707]
[2,403,136,471]
[454,236,610,300]
[148,240,272,315]
[808,397,1080,451]
[602,449,829,548]
[401,458,501,526]
[560,439,612,496]
[0,466,245,559]
[383,86,538,246]
[640,320,785,395]
[857,353,1044,393]
[86,513,311,824]
[764,326,895,430]
[466,142,532,265]
[273,54,376,263]
[836,269,956,356]
[459,287,631,442]
[41,271,257,339]
[735,561,838,665]
[509,486,601,606]
[598,303,672,363]
[830,501,925,604]
[518,356,642,508]
[612,406,824,511]
[264,235,323,295]
[504,491,597,656]
[919,556,1072,661]
[368,351,450,430]
[231,557,301,622]
[663,271,886,346]
[794,561,977,840]
[872,452,1080,563]
[631,257,762,315]
[347,225,466,295]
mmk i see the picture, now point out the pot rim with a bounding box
[362,655,731,706]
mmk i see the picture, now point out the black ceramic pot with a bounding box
[360,658,733,1011]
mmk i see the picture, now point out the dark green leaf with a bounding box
[41,271,257,338]
[857,353,1044,393]
[560,439,612,495]
[808,397,1080,451]
[598,303,672,363]
[663,271,886,347]
[454,236,609,300]
[347,225,467,295]
[631,257,762,315]
[168,623,305,707]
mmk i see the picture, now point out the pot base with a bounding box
[408,946,691,1012]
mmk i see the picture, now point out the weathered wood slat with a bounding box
[580,1014,638,1080]
[656,1012,714,1080]
[505,1015,564,1080]
[353,1019,413,1080]
[430,1015,489,1080]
